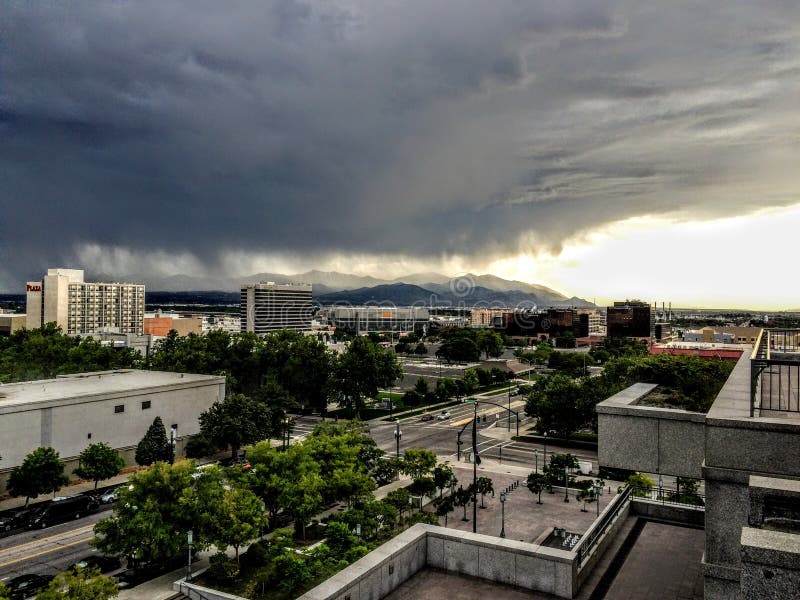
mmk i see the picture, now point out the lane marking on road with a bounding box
[0,523,95,554]
[0,535,94,568]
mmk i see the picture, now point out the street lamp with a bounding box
[394,420,402,457]
[534,449,539,474]
[507,385,512,433]
[593,483,603,517]
[170,425,178,465]
[186,529,193,583]
[543,432,548,467]
[499,491,507,538]
[564,467,569,503]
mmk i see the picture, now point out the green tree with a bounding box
[525,374,587,440]
[384,488,411,523]
[433,495,455,527]
[432,464,455,498]
[414,342,428,355]
[334,337,403,416]
[135,416,174,466]
[7,447,69,506]
[435,377,458,402]
[436,331,480,363]
[401,448,437,480]
[526,472,547,504]
[184,435,216,459]
[0,582,8,600]
[462,369,480,394]
[414,377,430,397]
[454,485,474,522]
[543,453,580,492]
[199,394,273,460]
[94,461,222,565]
[209,487,267,562]
[281,472,324,540]
[36,566,118,600]
[74,443,125,490]
[626,472,656,497]
[475,476,494,508]
[476,330,504,359]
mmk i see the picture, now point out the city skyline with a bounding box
[2,2,800,308]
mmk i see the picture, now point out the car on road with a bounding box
[99,486,124,504]
[436,411,451,420]
[70,554,123,574]
[5,573,54,599]
[27,495,97,529]
[419,414,434,422]
[0,509,33,532]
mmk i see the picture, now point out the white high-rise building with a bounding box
[26,268,145,335]
[240,282,313,334]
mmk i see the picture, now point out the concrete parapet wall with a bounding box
[597,383,705,479]
[426,527,576,598]
[740,527,800,600]
[630,498,705,528]
[298,523,581,600]
[299,525,428,600]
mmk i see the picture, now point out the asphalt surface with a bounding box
[0,506,114,584]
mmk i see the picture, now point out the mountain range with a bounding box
[87,270,594,308]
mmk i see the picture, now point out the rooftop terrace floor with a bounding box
[384,568,558,600]
[600,520,704,600]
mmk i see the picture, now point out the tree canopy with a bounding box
[0,324,141,383]
[7,447,69,506]
[36,567,118,600]
[333,337,403,416]
[74,443,125,490]
[135,416,174,466]
[199,394,273,459]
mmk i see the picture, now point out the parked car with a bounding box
[0,509,33,532]
[436,411,451,420]
[70,554,122,574]
[5,573,54,599]
[99,486,124,505]
[27,495,97,529]
[419,414,434,422]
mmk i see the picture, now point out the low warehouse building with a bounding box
[0,369,225,493]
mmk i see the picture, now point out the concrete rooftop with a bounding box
[0,370,223,408]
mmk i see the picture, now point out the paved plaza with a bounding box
[433,463,614,543]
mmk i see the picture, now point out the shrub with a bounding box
[241,540,269,568]
[207,552,240,584]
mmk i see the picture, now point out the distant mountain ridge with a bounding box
[86,269,593,307]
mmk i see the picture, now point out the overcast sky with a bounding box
[2,1,799,307]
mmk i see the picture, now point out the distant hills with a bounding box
[86,270,594,308]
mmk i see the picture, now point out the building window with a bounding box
[114,404,125,414]
[87,433,92,439]
[142,400,151,410]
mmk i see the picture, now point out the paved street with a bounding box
[0,508,112,583]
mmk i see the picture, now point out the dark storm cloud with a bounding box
[1,0,800,288]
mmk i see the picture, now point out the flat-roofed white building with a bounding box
[0,369,225,492]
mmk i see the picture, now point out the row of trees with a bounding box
[0,323,141,383]
[7,443,125,507]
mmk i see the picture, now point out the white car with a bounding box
[436,411,451,420]
[99,487,123,504]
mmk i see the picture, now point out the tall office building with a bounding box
[606,300,655,338]
[26,268,145,335]
[240,282,313,334]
